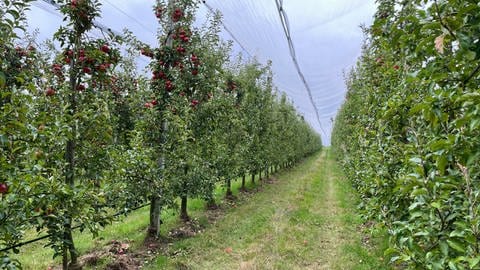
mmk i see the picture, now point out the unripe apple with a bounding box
[34,150,44,159]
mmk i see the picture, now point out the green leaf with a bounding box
[0,134,8,145]
[440,241,449,256]
[448,261,458,270]
[465,50,476,61]
[6,9,20,20]
[411,188,428,196]
[468,257,480,268]
[409,157,423,164]
[430,139,448,151]
[430,201,441,209]
[0,72,6,89]
[410,211,423,219]
[384,247,398,256]
[436,155,448,175]
[447,239,466,253]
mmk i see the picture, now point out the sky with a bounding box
[26,0,377,145]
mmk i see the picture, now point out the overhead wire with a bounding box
[37,0,326,135]
[202,1,253,59]
[31,2,106,44]
[202,0,307,115]
[274,0,326,135]
[103,0,156,35]
[40,0,122,37]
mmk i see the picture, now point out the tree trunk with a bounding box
[180,195,189,221]
[251,172,255,184]
[180,166,189,221]
[259,170,262,181]
[148,195,162,238]
[63,139,78,270]
[241,174,246,191]
[226,179,233,197]
[63,44,81,269]
[147,0,173,238]
[266,165,270,178]
[62,222,80,270]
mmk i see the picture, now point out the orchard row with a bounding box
[0,0,321,269]
[332,1,480,269]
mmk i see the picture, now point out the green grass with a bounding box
[324,149,391,269]
[13,149,391,269]
[12,205,152,269]
[11,171,264,269]
[145,149,392,269]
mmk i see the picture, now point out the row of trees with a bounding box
[0,0,321,269]
[332,0,480,269]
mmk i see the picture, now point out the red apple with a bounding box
[52,64,62,73]
[83,66,92,74]
[165,80,173,91]
[176,46,185,54]
[172,8,183,21]
[144,102,153,108]
[151,100,158,106]
[152,71,166,80]
[191,54,198,62]
[98,64,107,72]
[155,7,163,18]
[45,87,56,96]
[100,44,110,53]
[190,99,199,107]
[0,182,8,194]
[191,69,198,76]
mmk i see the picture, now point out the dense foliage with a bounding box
[0,0,321,269]
[332,0,480,269]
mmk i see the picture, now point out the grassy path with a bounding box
[146,149,391,269]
